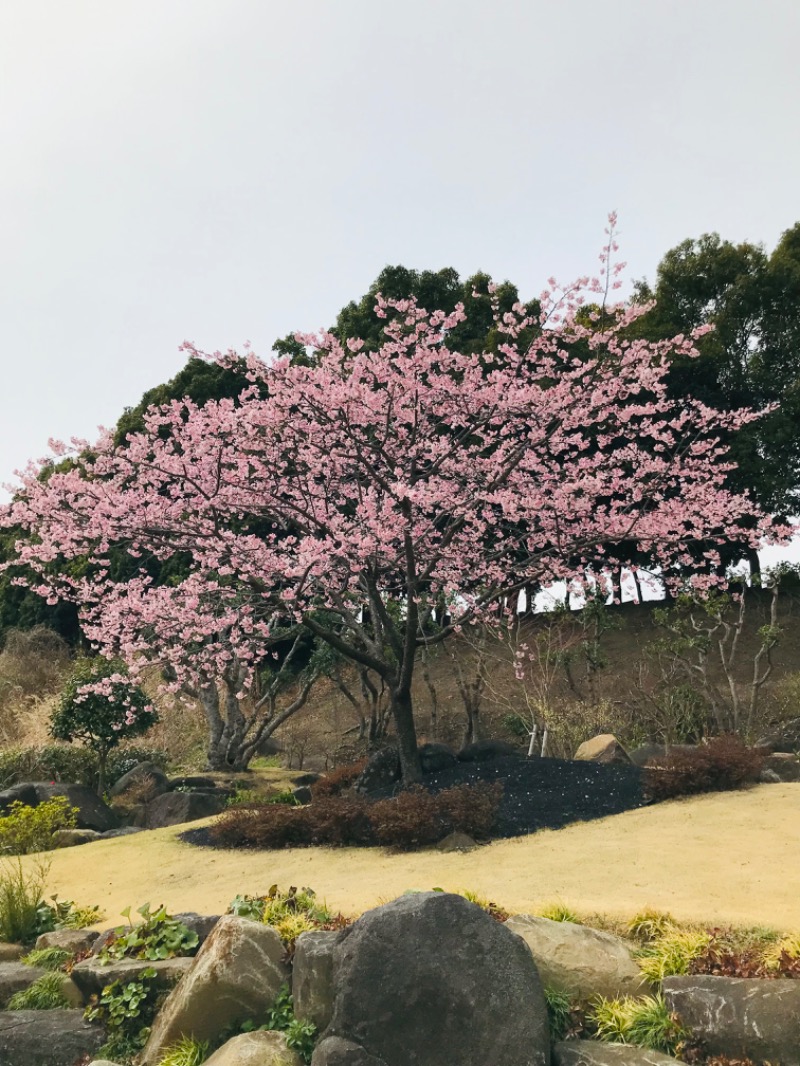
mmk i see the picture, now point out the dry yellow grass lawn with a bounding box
[23,783,800,931]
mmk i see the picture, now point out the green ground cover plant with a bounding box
[7,970,70,1010]
[20,945,73,970]
[589,993,687,1054]
[98,902,199,963]
[157,1035,210,1066]
[85,966,163,1062]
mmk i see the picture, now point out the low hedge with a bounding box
[644,735,765,802]
[210,781,503,851]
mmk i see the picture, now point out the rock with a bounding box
[90,929,116,956]
[757,716,800,753]
[457,740,520,762]
[293,785,313,804]
[434,831,478,852]
[663,974,800,1064]
[35,928,99,953]
[553,1042,682,1065]
[0,963,49,1006]
[0,1009,105,1066]
[205,1031,303,1066]
[144,790,226,828]
[312,1036,387,1065]
[100,826,146,838]
[763,752,800,781]
[140,915,289,1065]
[319,891,549,1066]
[0,784,39,814]
[353,748,401,795]
[292,772,322,786]
[172,913,220,945]
[419,742,458,773]
[52,973,84,1007]
[71,956,193,999]
[0,944,23,962]
[506,914,649,1001]
[760,768,782,783]
[293,930,337,1031]
[109,761,170,800]
[52,827,102,847]
[574,734,632,765]
[88,1061,125,1066]
[168,775,218,791]
[33,783,120,832]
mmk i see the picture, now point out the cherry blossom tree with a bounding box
[2,223,781,781]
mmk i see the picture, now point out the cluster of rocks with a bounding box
[0,762,315,848]
[1,893,798,1066]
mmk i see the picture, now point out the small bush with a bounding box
[537,902,580,924]
[85,966,163,1061]
[644,736,765,802]
[210,781,503,851]
[544,986,581,1042]
[0,857,49,944]
[7,971,70,1010]
[20,946,73,970]
[310,759,368,799]
[157,1035,209,1066]
[627,908,676,943]
[590,993,687,1054]
[0,796,78,855]
[637,929,711,982]
[228,885,344,950]
[98,903,199,964]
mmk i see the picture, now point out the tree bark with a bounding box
[390,686,422,783]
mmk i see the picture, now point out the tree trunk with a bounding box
[390,686,422,783]
[97,749,109,797]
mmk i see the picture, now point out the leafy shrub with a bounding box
[688,933,800,979]
[310,759,368,799]
[627,908,676,943]
[644,735,765,802]
[253,983,317,1064]
[228,885,345,950]
[0,796,78,855]
[637,929,711,982]
[544,986,582,1041]
[210,781,503,851]
[40,897,104,931]
[762,933,800,973]
[226,787,299,809]
[21,946,73,970]
[7,971,70,1010]
[589,993,687,1054]
[157,1035,209,1066]
[0,857,50,944]
[85,966,162,1061]
[98,903,199,963]
[0,743,169,792]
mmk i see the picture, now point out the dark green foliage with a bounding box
[0,744,168,792]
[7,971,70,1010]
[210,781,503,850]
[85,966,162,1061]
[227,984,317,1064]
[20,946,73,971]
[644,735,765,802]
[52,658,158,794]
[98,903,199,963]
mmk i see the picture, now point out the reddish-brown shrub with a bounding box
[689,942,800,980]
[311,758,369,799]
[644,736,765,803]
[210,779,503,851]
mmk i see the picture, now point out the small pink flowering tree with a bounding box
[2,224,776,782]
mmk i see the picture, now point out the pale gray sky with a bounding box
[2,0,798,505]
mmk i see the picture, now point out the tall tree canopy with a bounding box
[2,229,777,780]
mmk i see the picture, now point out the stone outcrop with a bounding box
[140,915,289,1065]
[204,1031,303,1065]
[293,930,337,1031]
[71,956,193,998]
[757,716,800,753]
[0,1009,105,1066]
[33,782,120,831]
[418,742,459,773]
[663,974,800,1064]
[109,761,170,800]
[553,1042,682,1065]
[353,748,401,795]
[313,891,549,1066]
[506,915,649,1001]
[574,735,631,766]
[53,827,102,847]
[0,962,49,1007]
[142,790,226,828]
[35,927,99,953]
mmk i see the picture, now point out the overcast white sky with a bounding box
[1,1,799,541]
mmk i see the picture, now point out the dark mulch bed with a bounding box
[181,755,646,849]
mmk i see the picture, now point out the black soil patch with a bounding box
[181,756,646,849]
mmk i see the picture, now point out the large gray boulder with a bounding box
[0,962,49,1007]
[33,782,120,831]
[143,790,226,827]
[110,760,170,799]
[757,717,800,753]
[312,891,549,1066]
[574,735,631,765]
[0,1009,105,1066]
[505,915,649,1001]
[140,915,289,1065]
[0,783,39,814]
[71,956,193,998]
[204,1031,303,1065]
[762,752,800,781]
[0,944,23,962]
[553,1043,682,1065]
[663,974,800,1064]
[293,930,338,1031]
[35,927,99,953]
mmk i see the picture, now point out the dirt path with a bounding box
[24,784,800,930]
